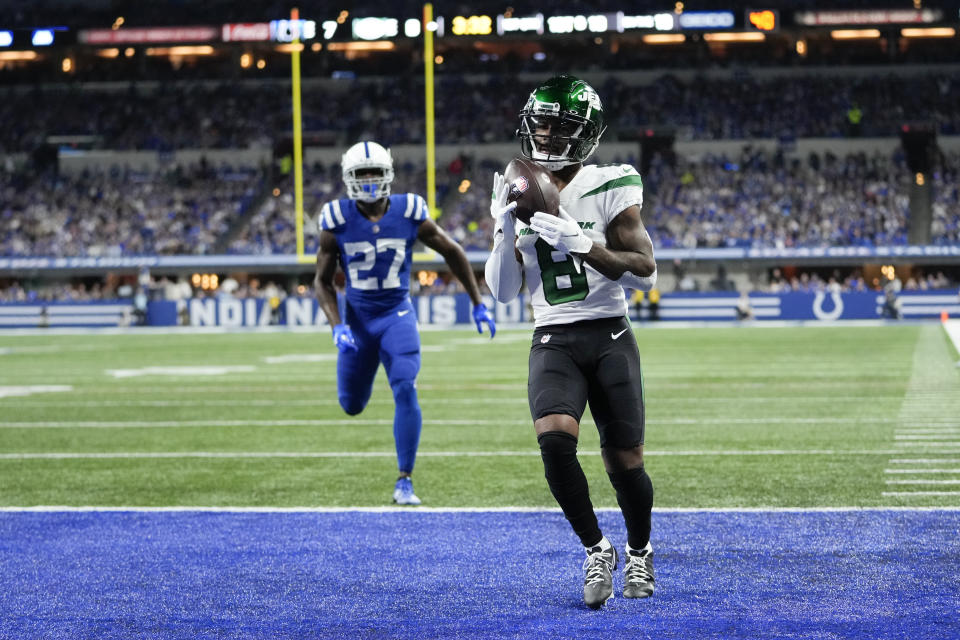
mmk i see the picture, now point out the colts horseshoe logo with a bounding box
[812,291,844,321]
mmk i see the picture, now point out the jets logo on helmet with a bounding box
[517,75,607,172]
[341,141,395,202]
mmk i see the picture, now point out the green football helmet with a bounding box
[517,75,607,170]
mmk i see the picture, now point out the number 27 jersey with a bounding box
[516,164,644,327]
[318,193,428,318]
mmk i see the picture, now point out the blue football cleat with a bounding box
[392,477,421,505]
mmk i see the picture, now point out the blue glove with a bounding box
[332,323,358,353]
[472,303,496,338]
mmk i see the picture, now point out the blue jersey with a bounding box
[318,193,428,318]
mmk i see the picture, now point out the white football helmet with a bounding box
[341,141,395,202]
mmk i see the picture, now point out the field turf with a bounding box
[1,324,958,638]
[1,324,958,509]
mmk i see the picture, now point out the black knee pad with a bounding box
[607,464,648,490]
[538,431,579,482]
[537,431,578,455]
[538,430,601,547]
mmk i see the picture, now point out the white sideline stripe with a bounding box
[944,319,960,355]
[895,428,960,434]
[886,480,960,485]
[882,491,960,497]
[1,506,958,514]
[0,385,72,399]
[0,417,933,429]
[262,354,338,364]
[893,442,960,447]
[0,395,906,408]
[0,448,949,460]
[889,459,960,464]
[884,468,960,474]
[106,366,257,378]
[896,434,960,440]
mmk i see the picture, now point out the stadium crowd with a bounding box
[436,149,960,252]
[3,70,960,152]
[3,149,958,258]
[1,161,262,257]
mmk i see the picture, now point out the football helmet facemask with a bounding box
[342,141,395,202]
[517,75,607,171]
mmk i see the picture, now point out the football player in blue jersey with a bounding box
[314,141,496,505]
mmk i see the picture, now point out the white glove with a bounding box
[529,206,593,256]
[485,172,523,302]
[490,171,518,233]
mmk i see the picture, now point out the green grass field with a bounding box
[1,324,958,509]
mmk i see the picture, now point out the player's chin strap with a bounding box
[617,268,658,292]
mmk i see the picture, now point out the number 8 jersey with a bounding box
[318,193,428,319]
[516,164,644,327]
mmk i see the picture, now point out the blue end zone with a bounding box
[1,510,958,639]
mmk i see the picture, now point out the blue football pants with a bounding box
[337,302,422,474]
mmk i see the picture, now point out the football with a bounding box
[503,157,560,225]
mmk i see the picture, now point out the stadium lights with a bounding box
[0,51,38,61]
[901,27,955,37]
[144,46,215,56]
[0,31,12,47]
[703,32,765,42]
[275,43,305,52]
[642,34,686,44]
[830,29,881,39]
[95,48,120,58]
[405,18,421,37]
[32,29,55,46]
[325,41,395,51]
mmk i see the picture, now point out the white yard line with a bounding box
[885,324,960,499]
[892,442,960,447]
[0,417,936,429]
[882,491,960,497]
[0,448,953,460]
[894,428,960,434]
[0,505,958,513]
[0,396,907,408]
[885,480,960,485]
[889,458,960,464]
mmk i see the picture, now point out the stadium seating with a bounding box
[3,71,960,151]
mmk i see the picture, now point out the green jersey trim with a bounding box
[579,175,644,199]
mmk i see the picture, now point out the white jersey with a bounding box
[516,163,644,327]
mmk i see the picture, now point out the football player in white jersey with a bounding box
[484,75,658,609]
